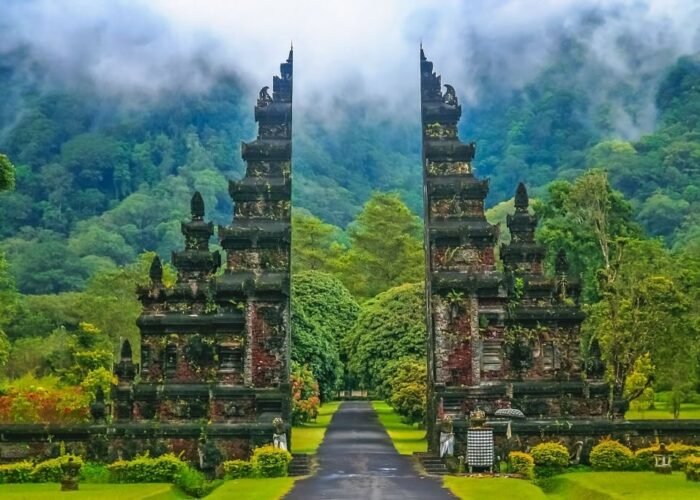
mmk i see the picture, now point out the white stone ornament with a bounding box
[439,432,454,457]
[273,433,288,451]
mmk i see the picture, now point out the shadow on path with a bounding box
[285,401,455,500]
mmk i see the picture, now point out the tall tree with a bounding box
[345,282,425,390]
[584,239,696,414]
[0,252,17,369]
[291,211,344,274]
[535,171,640,301]
[291,271,359,400]
[0,154,16,192]
[342,193,423,300]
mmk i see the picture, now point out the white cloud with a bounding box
[1,0,699,131]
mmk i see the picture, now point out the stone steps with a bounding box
[414,452,449,476]
[288,453,311,476]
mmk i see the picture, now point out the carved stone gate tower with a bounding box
[111,49,293,463]
[420,48,612,456]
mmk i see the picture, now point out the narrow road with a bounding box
[285,401,455,500]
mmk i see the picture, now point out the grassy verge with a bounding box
[444,476,546,499]
[206,478,296,500]
[292,400,341,453]
[444,472,700,499]
[543,471,700,499]
[626,400,700,420]
[372,400,427,455]
[0,478,298,500]
[0,483,186,499]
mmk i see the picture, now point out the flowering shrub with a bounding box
[385,357,426,425]
[508,451,535,479]
[0,385,90,424]
[291,363,320,425]
[590,439,634,470]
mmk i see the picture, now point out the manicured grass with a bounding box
[444,476,547,499]
[626,400,700,420]
[0,483,186,499]
[292,400,341,453]
[206,478,296,500]
[544,471,700,499]
[0,478,298,500]
[372,400,427,455]
[444,472,700,499]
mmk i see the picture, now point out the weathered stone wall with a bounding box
[0,423,286,466]
[443,419,700,465]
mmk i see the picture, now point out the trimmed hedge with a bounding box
[590,439,634,470]
[635,442,700,471]
[508,451,534,479]
[222,446,292,479]
[223,459,255,479]
[107,453,186,483]
[174,466,222,497]
[684,455,700,481]
[0,461,33,484]
[32,455,84,483]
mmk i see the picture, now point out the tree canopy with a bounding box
[345,282,425,390]
[291,271,359,400]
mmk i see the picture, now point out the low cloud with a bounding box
[1,0,699,135]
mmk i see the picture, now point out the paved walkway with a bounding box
[285,401,455,500]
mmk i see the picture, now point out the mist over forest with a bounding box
[0,0,699,293]
[0,2,700,466]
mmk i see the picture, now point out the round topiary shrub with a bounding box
[531,442,569,477]
[590,439,634,470]
[251,445,292,478]
[531,442,569,468]
[508,451,535,479]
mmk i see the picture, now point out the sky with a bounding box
[2,0,700,133]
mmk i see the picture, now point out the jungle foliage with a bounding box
[291,271,359,400]
[1,49,700,293]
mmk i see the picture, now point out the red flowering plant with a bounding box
[290,362,320,425]
[0,375,90,424]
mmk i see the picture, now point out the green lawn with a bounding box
[444,472,700,499]
[372,400,427,455]
[0,483,186,499]
[206,478,296,500]
[626,400,700,420]
[0,479,297,500]
[292,400,341,453]
[444,476,547,499]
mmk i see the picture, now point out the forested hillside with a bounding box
[1,44,699,294]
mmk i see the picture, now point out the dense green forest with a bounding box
[1,35,700,424]
[1,44,699,294]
